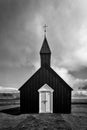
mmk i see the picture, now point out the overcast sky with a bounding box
[0,0,87,91]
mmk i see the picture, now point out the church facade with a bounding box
[19,35,73,114]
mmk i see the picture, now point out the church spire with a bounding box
[40,25,51,67]
[40,36,51,54]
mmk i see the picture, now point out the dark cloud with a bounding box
[70,68,87,80]
[0,0,40,68]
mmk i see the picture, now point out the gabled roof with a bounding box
[43,64,73,91]
[19,64,73,91]
[38,84,54,92]
[40,36,51,54]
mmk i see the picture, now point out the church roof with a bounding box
[19,64,73,91]
[40,36,51,54]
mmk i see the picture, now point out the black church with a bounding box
[19,31,73,114]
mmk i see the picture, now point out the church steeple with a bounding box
[40,36,51,54]
[40,35,51,67]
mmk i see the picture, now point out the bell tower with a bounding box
[40,24,51,67]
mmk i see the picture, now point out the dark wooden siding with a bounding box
[40,54,51,67]
[20,67,72,113]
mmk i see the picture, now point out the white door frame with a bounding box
[38,84,54,113]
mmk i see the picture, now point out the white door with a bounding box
[46,92,50,112]
[41,92,46,113]
[40,92,51,113]
[38,84,54,113]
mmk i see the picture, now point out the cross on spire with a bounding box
[43,24,48,37]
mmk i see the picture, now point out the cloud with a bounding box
[53,65,87,90]
[72,90,87,98]
[73,79,87,90]
[0,86,18,93]
[59,24,87,70]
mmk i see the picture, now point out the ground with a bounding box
[0,113,72,130]
[0,106,87,130]
[0,98,87,130]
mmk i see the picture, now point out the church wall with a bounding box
[20,67,71,113]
